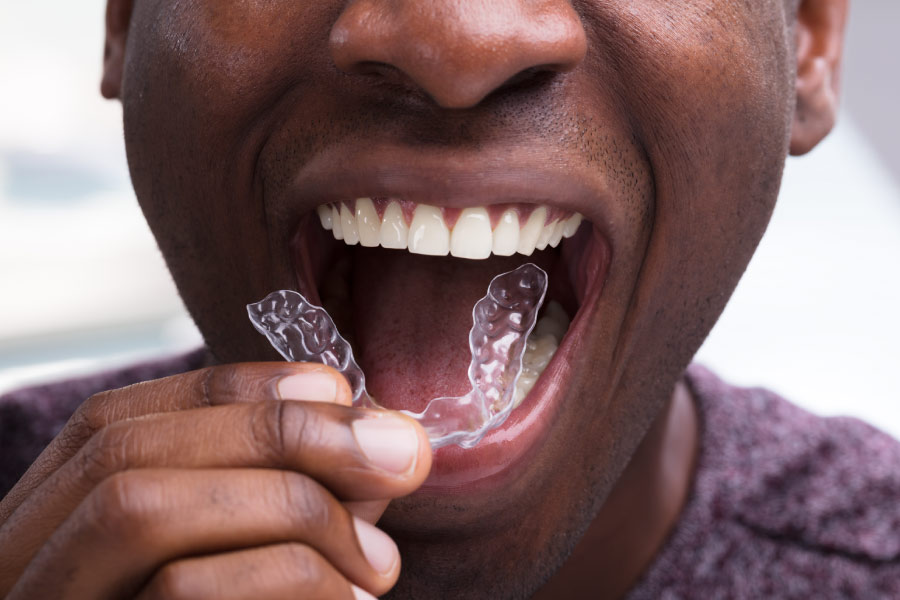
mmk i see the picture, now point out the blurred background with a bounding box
[1,2,898,436]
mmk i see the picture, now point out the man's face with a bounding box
[113,0,800,596]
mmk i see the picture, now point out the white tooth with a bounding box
[535,221,554,251]
[331,205,344,240]
[492,210,520,256]
[512,386,526,408]
[513,365,542,408]
[355,198,381,247]
[524,335,557,370]
[450,207,492,259]
[340,203,359,245]
[517,206,546,256]
[317,205,333,230]
[380,201,409,249]
[521,365,540,378]
[408,204,450,256]
[548,220,565,248]
[563,213,583,238]
[512,309,568,407]
[516,372,537,394]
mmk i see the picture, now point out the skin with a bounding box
[0,0,847,597]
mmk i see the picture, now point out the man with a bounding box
[2,0,897,597]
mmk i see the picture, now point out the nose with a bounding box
[329,0,587,109]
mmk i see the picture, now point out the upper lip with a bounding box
[289,143,614,235]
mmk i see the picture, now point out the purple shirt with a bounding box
[2,356,899,597]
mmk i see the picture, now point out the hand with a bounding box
[0,363,432,599]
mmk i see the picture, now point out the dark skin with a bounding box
[0,0,847,597]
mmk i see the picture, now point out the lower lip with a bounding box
[418,230,609,493]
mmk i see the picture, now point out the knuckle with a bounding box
[249,401,289,465]
[283,400,328,452]
[203,364,264,407]
[249,400,319,465]
[76,423,131,486]
[281,543,330,589]
[197,366,216,408]
[63,391,115,453]
[86,471,158,544]
[80,390,115,429]
[279,471,335,536]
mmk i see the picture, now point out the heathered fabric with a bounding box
[627,365,900,599]
[0,349,208,495]
[1,357,899,597]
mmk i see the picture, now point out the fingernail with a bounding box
[352,584,378,600]
[354,517,399,576]
[277,372,337,403]
[352,415,419,474]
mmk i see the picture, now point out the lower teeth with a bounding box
[247,263,553,449]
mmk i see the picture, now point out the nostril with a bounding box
[330,0,587,109]
[496,66,560,94]
[347,61,435,99]
[353,62,559,100]
[342,59,392,75]
[353,61,407,82]
[349,61,397,80]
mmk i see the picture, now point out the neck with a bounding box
[534,377,699,599]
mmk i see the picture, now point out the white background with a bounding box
[1,2,898,437]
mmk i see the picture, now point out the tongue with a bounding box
[352,248,546,413]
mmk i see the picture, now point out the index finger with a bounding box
[90,361,355,419]
[1,363,351,522]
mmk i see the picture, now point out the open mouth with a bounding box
[290,196,611,489]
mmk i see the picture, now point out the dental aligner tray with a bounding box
[247,263,548,449]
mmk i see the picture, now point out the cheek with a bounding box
[579,0,792,274]
[580,1,793,402]
[609,0,792,182]
[122,0,346,237]
[121,0,339,359]
[641,2,790,273]
[124,0,335,146]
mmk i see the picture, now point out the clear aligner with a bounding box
[247,263,548,449]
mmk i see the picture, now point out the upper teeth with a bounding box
[317,200,584,259]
